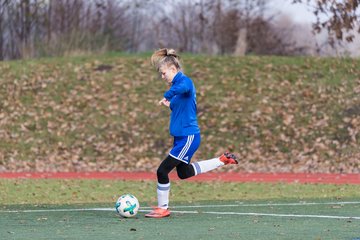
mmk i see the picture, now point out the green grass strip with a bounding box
[1,179,360,205]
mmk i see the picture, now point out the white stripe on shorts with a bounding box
[178,135,194,160]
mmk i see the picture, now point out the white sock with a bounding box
[157,182,170,209]
[191,157,224,175]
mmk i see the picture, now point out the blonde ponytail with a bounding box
[151,48,182,71]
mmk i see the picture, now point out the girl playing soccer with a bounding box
[145,48,238,218]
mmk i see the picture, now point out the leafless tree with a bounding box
[0,0,325,60]
[245,16,307,55]
[0,0,9,60]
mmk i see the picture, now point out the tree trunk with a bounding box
[234,28,247,56]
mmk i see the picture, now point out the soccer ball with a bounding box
[115,194,140,218]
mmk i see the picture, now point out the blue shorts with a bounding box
[169,133,201,164]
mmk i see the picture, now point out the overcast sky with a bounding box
[269,0,317,23]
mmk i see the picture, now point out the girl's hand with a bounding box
[159,98,170,107]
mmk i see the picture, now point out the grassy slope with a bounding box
[0,53,359,173]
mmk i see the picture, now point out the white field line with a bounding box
[1,201,360,220]
[2,201,360,213]
[164,210,360,220]
[1,208,359,220]
[157,201,360,209]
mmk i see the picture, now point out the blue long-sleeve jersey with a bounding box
[163,72,200,137]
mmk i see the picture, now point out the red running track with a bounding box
[0,172,360,184]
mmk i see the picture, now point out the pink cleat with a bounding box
[145,207,171,218]
[219,152,238,165]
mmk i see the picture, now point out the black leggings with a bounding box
[157,155,195,184]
